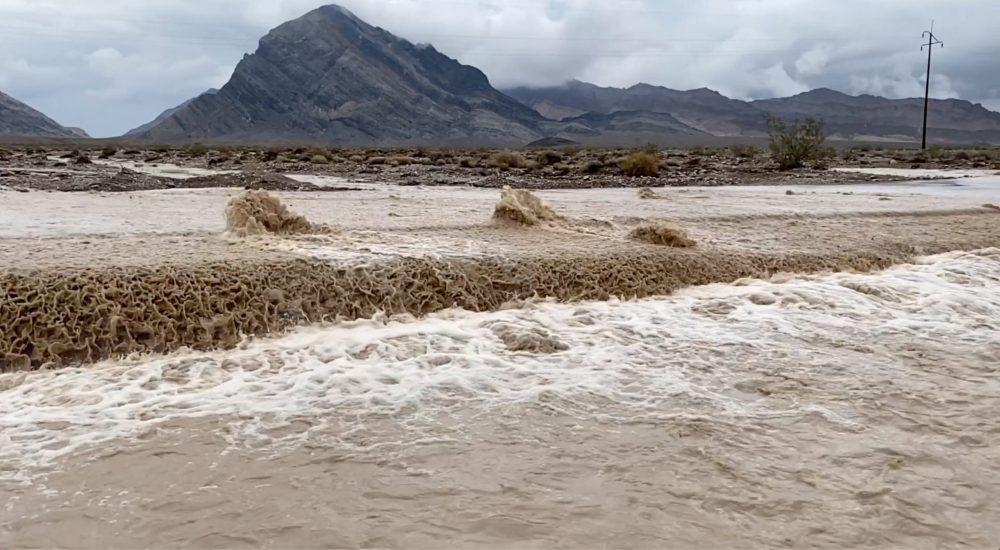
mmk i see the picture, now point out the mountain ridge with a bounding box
[0,90,88,138]
[137,5,544,145]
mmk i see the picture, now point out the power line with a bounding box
[920,21,943,149]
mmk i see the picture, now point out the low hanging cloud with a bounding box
[0,0,997,137]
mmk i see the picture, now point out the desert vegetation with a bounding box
[3,141,999,193]
[766,116,834,169]
[619,148,661,177]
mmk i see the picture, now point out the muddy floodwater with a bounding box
[2,248,999,548]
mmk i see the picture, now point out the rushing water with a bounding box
[2,249,999,548]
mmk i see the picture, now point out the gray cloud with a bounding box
[1,0,997,137]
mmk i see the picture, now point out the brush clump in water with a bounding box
[493,188,563,226]
[225,189,329,237]
[637,187,664,200]
[629,222,696,248]
[490,322,568,353]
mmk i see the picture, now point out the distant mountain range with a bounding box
[0,90,87,139]
[3,4,999,145]
[507,80,1000,144]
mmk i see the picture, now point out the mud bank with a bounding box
[1,247,906,371]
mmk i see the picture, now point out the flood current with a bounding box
[2,248,998,547]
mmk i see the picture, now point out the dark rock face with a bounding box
[0,90,83,138]
[125,89,218,136]
[751,88,1000,143]
[139,5,543,145]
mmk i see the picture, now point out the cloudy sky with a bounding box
[1,0,998,137]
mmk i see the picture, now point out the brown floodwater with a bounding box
[2,248,998,548]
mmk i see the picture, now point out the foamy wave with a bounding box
[1,248,998,480]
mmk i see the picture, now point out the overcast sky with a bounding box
[1,0,998,137]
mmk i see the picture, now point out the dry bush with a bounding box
[629,222,695,247]
[490,151,526,169]
[493,188,562,226]
[225,190,330,237]
[637,187,664,200]
[730,145,759,159]
[620,150,661,177]
[535,150,563,166]
[186,143,209,157]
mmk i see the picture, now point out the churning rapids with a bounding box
[2,248,999,548]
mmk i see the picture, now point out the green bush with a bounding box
[766,116,833,169]
[619,150,661,177]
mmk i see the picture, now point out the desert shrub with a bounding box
[310,154,329,164]
[459,157,475,168]
[151,143,170,153]
[99,146,117,159]
[536,150,563,166]
[730,144,759,159]
[368,156,386,165]
[953,150,970,161]
[619,150,661,177]
[766,115,833,169]
[186,143,209,157]
[926,144,944,160]
[490,151,526,169]
[581,159,604,174]
[261,149,279,162]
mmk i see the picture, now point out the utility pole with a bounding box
[921,22,943,149]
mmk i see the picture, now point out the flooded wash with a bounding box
[2,249,999,548]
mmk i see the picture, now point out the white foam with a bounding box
[832,167,1000,179]
[285,174,376,190]
[1,248,998,480]
[91,159,238,179]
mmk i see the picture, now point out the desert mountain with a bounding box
[137,5,543,145]
[508,80,766,137]
[509,81,1000,143]
[750,88,1000,143]
[125,89,219,136]
[0,90,87,138]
